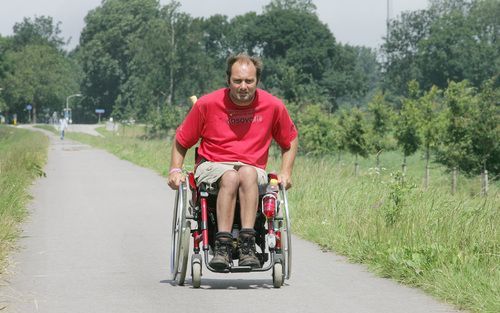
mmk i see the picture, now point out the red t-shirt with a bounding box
[175,88,298,169]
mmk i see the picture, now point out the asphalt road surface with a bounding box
[0,126,463,313]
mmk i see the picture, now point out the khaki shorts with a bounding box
[195,161,268,193]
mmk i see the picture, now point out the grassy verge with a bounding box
[281,157,499,313]
[67,127,194,176]
[67,127,498,313]
[34,124,57,134]
[0,125,48,274]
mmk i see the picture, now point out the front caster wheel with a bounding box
[192,261,202,288]
[272,263,283,288]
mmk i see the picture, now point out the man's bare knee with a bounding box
[219,170,239,191]
[237,166,258,187]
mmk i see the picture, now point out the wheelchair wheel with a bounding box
[280,185,292,280]
[177,221,191,285]
[170,182,190,283]
[192,260,202,288]
[272,263,284,288]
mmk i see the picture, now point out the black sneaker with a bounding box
[209,232,233,270]
[238,229,260,268]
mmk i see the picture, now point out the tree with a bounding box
[226,12,259,54]
[78,0,160,119]
[264,0,317,13]
[0,36,9,113]
[417,0,499,90]
[436,81,477,175]
[251,3,369,109]
[2,44,78,123]
[366,92,395,170]
[383,0,500,94]
[322,44,373,110]
[256,6,336,81]
[416,85,445,189]
[470,78,500,177]
[297,104,336,155]
[11,16,66,50]
[121,3,225,123]
[382,8,433,95]
[339,108,370,175]
[395,81,421,174]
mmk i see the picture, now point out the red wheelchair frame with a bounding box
[170,172,292,288]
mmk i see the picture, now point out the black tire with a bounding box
[177,221,191,285]
[279,185,292,280]
[170,182,188,281]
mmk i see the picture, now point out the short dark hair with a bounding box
[226,53,263,83]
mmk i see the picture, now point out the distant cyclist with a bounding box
[59,117,68,140]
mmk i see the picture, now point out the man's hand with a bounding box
[168,171,185,190]
[278,172,293,190]
[279,137,298,190]
[168,139,188,190]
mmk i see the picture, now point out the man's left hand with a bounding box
[278,173,292,190]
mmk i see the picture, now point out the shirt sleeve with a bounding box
[175,102,204,149]
[272,103,298,150]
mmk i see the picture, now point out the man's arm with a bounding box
[168,139,188,190]
[279,136,298,190]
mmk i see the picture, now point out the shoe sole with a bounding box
[238,260,260,268]
[209,261,230,270]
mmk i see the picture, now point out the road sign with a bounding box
[26,104,32,111]
[95,109,105,114]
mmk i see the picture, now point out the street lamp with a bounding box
[65,93,82,124]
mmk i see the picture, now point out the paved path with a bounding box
[0,127,463,313]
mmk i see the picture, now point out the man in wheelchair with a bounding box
[167,53,298,271]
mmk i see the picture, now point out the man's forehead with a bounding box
[231,61,257,76]
[232,60,256,70]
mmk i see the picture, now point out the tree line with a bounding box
[0,0,498,178]
[298,79,498,183]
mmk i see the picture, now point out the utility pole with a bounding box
[167,2,180,106]
[386,0,392,41]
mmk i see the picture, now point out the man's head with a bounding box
[226,53,263,106]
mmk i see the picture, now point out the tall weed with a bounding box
[0,126,48,274]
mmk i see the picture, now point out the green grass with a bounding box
[66,127,498,313]
[280,156,499,313]
[67,126,195,176]
[0,125,48,274]
[34,124,58,134]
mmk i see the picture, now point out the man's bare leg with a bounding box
[237,166,259,228]
[236,166,260,267]
[216,170,239,232]
[210,170,239,270]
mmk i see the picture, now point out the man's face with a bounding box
[228,61,257,106]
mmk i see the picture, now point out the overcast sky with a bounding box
[0,0,429,50]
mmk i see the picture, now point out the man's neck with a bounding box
[229,93,255,107]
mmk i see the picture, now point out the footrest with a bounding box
[229,266,255,273]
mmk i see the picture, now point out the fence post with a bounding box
[451,167,458,195]
[481,170,489,196]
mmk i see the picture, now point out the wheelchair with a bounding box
[170,171,292,288]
